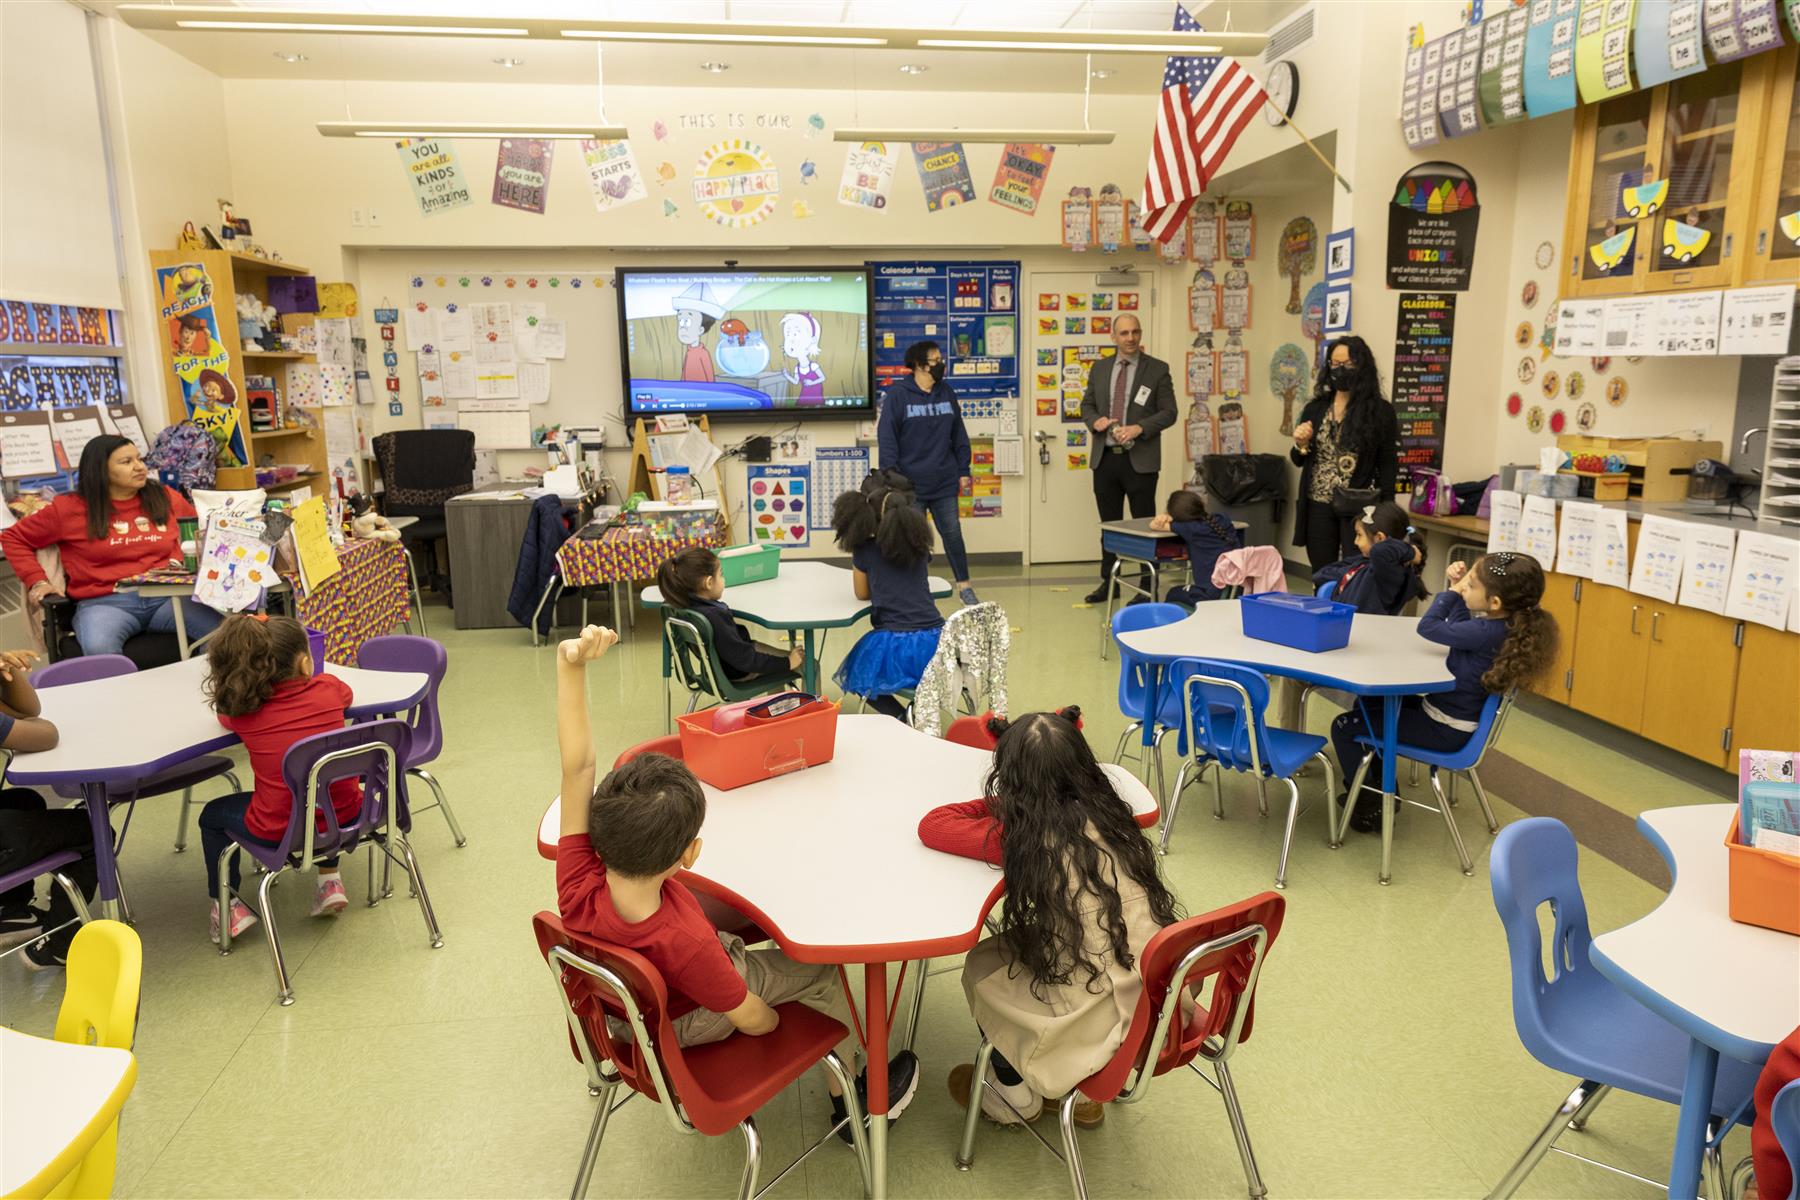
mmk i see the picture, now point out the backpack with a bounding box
[1408,467,1456,516]
[145,420,217,494]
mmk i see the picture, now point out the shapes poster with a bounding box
[1573,0,1637,103]
[1477,4,1531,126]
[1387,163,1480,291]
[153,261,246,468]
[1390,292,1456,490]
[1522,0,1580,118]
[747,464,811,546]
[911,142,975,212]
[838,141,897,211]
[988,143,1054,217]
[1633,0,1707,87]
[580,138,647,214]
[396,137,474,217]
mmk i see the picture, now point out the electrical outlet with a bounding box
[350,207,365,227]
[367,208,383,227]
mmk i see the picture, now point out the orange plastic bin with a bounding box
[1726,812,1800,936]
[676,700,840,791]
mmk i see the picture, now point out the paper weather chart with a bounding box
[621,271,870,412]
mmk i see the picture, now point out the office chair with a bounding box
[372,430,475,604]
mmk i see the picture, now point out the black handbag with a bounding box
[1329,486,1380,518]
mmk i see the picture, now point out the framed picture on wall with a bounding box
[1323,284,1353,332]
[1324,229,1353,279]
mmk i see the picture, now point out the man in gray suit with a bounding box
[1078,313,1178,603]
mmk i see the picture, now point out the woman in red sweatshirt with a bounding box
[1,435,222,655]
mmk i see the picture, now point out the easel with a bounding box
[627,416,730,512]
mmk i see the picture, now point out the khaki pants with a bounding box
[673,933,860,1072]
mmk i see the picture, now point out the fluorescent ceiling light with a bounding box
[833,128,1115,145]
[920,38,1221,53]
[318,122,623,140]
[176,20,529,36]
[560,29,886,46]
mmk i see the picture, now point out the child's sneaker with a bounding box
[20,935,66,972]
[311,874,349,917]
[947,1062,1044,1126]
[209,899,259,945]
[0,904,43,950]
[834,1050,922,1145]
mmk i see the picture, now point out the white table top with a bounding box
[1100,517,1249,539]
[0,1027,137,1197]
[1591,804,1800,1062]
[7,657,429,785]
[538,715,1157,963]
[1116,600,1456,695]
[642,560,953,630]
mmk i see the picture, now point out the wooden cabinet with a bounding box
[1730,622,1800,754]
[1562,54,1782,296]
[1748,48,1800,283]
[1533,571,1583,703]
[1639,605,1742,767]
[1570,583,1651,728]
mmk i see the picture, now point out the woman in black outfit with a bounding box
[1289,335,1401,582]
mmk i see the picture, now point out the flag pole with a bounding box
[1263,96,1353,194]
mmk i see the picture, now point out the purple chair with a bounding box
[216,719,444,1005]
[0,829,91,965]
[355,635,465,848]
[35,656,242,886]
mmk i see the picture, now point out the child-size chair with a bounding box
[43,920,142,1200]
[1109,603,1189,806]
[1162,658,1336,889]
[1340,690,1515,880]
[0,781,91,967]
[956,892,1285,1200]
[356,635,467,848]
[909,601,1009,736]
[533,912,871,1200]
[1486,818,1759,1198]
[35,655,242,865]
[215,720,444,1005]
[664,607,800,732]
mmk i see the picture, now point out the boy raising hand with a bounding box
[552,626,919,1142]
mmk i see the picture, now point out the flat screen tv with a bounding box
[616,266,873,418]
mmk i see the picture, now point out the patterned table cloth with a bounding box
[555,525,728,588]
[295,538,412,664]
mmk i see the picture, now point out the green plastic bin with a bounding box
[719,544,781,587]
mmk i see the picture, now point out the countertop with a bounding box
[1409,498,1800,542]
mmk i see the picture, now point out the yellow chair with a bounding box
[41,921,141,1200]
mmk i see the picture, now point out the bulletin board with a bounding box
[870,260,1021,409]
[0,298,139,489]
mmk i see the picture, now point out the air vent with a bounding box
[1263,7,1314,63]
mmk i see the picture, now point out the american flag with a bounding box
[1140,4,1267,243]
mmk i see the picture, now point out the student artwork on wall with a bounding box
[1435,26,1485,138]
[1301,281,1328,366]
[1324,229,1353,279]
[1216,400,1250,454]
[492,139,553,214]
[911,142,975,211]
[1156,214,1189,264]
[1573,0,1638,103]
[1190,199,1220,267]
[1220,268,1251,333]
[988,143,1054,216]
[1633,0,1707,88]
[1278,217,1317,314]
[838,141,897,211]
[581,138,647,214]
[1189,269,1217,339]
[1186,350,1213,396]
[1222,201,1255,260]
[396,137,474,217]
[1216,337,1249,397]
[694,140,782,228]
[1323,285,1353,333]
[1268,343,1311,436]
[1062,188,1095,251]
[1095,185,1128,253]
[1388,162,1480,291]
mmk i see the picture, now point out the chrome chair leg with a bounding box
[366,843,380,907]
[1211,757,1225,820]
[1339,757,1374,846]
[1216,1060,1268,1199]
[736,1116,761,1200]
[820,1051,873,1199]
[1703,1118,1727,1200]
[175,788,193,852]
[1727,1156,1756,1200]
[48,872,92,929]
[1058,1092,1090,1200]
[1312,752,1341,849]
[1468,768,1500,834]
[530,576,561,647]
[1160,758,1198,855]
[1254,774,1269,818]
[1484,1080,1598,1199]
[901,959,929,1052]
[570,1080,618,1200]
[1567,1083,1610,1131]
[1273,776,1301,890]
[256,867,295,1006]
[396,834,445,948]
[113,865,135,927]
[216,844,241,953]
[1380,789,1397,886]
[409,767,467,847]
[1447,772,1459,806]
[1409,759,1421,787]
[1428,768,1474,877]
[1111,723,1136,766]
[954,1040,998,1170]
[1149,727,1169,808]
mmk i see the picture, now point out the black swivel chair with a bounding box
[40,596,181,667]
[372,430,476,604]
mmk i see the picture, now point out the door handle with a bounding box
[1651,610,1663,643]
[1630,604,1640,634]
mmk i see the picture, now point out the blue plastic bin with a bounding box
[1239,592,1355,653]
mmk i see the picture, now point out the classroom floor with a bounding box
[0,563,1745,1199]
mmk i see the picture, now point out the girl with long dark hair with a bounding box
[1289,335,1401,581]
[1,435,222,655]
[831,470,945,719]
[919,709,1184,1128]
[1150,489,1242,606]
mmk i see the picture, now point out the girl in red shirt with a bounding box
[198,615,358,943]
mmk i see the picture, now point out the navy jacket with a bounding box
[507,494,573,635]
[1416,592,1509,723]
[877,376,971,502]
[1318,539,1422,616]
[1168,517,1242,603]
[690,598,789,681]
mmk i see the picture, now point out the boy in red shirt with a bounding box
[554,625,917,1143]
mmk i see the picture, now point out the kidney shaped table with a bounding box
[536,714,1157,1199]
[7,656,429,920]
[1590,804,1800,1200]
[1116,600,1456,884]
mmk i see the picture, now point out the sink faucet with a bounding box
[1741,427,1768,457]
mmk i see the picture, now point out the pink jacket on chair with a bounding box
[1211,546,1288,595]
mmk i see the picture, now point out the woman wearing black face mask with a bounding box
[1289,334,1401,581]
[876,339,978,604]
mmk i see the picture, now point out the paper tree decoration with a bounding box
[1269,343,1312,437]
[1301,282,1328,365]
[1279,217,1318,315]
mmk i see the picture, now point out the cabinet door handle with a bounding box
[1651,611,1663,642]
[1630,604,1641,634]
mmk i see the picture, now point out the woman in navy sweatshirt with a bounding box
[877,340,977,605]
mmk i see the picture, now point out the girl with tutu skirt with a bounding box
[832,471,945,720]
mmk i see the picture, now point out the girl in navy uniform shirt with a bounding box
[1151,490,1241,607]
[831,471,944,720]
[656,548,803,684]
[1314,502,1428,615]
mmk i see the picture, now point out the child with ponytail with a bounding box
[831,470,944,719]
[1150,490,1241,606]
[199,615,359,942]
[1315,501,1428,615]
[1335,551,1560,832]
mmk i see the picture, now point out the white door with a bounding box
[1025,272,1157,564]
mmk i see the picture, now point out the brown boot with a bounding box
[1057,1094,1106,1129]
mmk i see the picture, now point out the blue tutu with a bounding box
[834,627,941,697]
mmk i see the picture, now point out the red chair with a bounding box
[944,715,999,750]
[953,892,1286,1199]
[533,912,871,1200]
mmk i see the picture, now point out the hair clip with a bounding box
[1488,552,1517,576]
[1360,505,1377,522]
[1405,526,1416,536]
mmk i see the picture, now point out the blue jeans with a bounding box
[916,494,970,583]
[73,592,223,656]
[198,794,337,901]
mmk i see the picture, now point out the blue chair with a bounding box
[1315,579,1337,600]
[1486,818,1760,1199]
[1161,658,1336,889]
[1344,690,1513,881]
[1109,604,1190,805]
